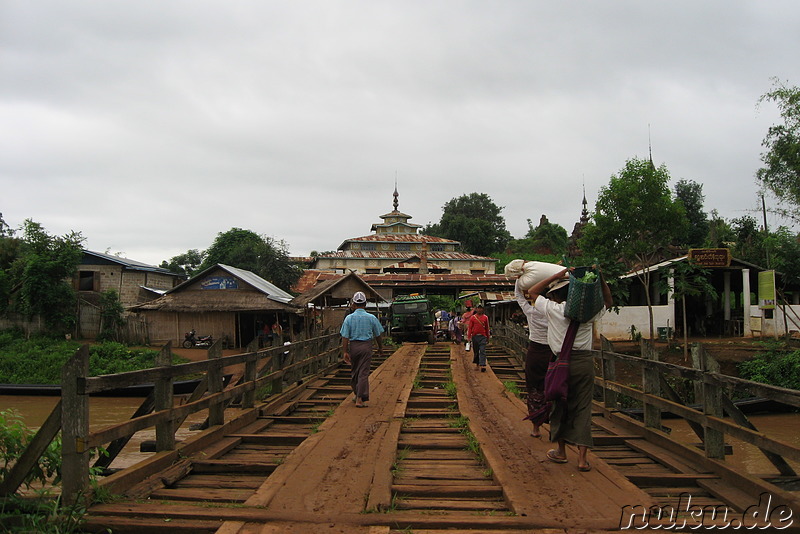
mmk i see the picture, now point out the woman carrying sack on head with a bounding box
[527,267,612,472]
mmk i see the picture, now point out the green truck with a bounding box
[388,294,435,344]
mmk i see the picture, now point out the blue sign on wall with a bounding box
[201,276,239,290]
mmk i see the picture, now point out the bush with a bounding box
[738,342,800,390]
[0,330,187,384]
[0,409,61,490]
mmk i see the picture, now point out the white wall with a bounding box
[748,305,800,337]
[596,305,675,341]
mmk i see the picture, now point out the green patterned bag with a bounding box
[564,266,604,323]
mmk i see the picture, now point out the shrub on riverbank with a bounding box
[0,329,187,384]
[737,341,800,390]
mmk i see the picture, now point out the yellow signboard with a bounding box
[758,270,776,310]
[687,248,731,267]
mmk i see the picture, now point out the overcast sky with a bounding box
[2,1,799,266]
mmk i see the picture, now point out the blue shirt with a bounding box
[340,308,384,341]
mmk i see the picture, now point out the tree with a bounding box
[757,78,800,222]
[580,157,688,340]
[674,179,709,247]
[197,228,301,291]
[160,249,205,276]
[729,215,767,266]
[97,289,125,342]
[425,193,511,257]
[658,260,717,361]
[706,209,735,248]
[11,220,84,329]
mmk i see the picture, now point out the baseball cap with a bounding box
[352,291,367,304]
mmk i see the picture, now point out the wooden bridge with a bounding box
[2,326,800,533]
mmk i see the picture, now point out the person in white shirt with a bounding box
[514,279,553,438]
[528,267,612,472]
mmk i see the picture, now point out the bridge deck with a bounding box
[85,343,800,533]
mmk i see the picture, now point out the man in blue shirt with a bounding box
[340,291,384,408]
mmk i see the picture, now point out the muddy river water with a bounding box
[2,395,209,469]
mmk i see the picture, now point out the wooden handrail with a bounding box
[492,323,800,474]
[3,331,342,504]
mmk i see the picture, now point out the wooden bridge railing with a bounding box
[492,323,800,476]
[0,331,342,504]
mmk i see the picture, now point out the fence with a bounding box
[491,323,800,475]
[0,331,342,504]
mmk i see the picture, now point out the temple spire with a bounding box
[393,180,399,211]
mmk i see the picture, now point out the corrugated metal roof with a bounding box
[218,264,295,303]
[82,250,183,277]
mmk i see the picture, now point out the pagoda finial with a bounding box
[393,177,399,211]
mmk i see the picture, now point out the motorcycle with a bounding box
[183,329,213,349]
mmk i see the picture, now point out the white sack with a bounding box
[504,260,563,291]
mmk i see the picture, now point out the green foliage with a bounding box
[196,228,301,291]
[581,157,688,338]
[674,179,709,248]
[766,227,800,286]
[503,380,521,397]
[425,193,511,257]
[427,295,457,313]
[96,290,124,343]
[757,78,800,222]
[523,216,568,255]
[0,409,62,490]
[581,158,688,269]
[160,248,204,276]
[729,215,768,266]
[705,210,735,248]
[10,221,85,330]
[738,342,800,390]
[0,331,187,384]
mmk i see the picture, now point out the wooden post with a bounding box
[242,351,257,409]
[207,340,224,427]
[154,341,175,451]
[600,336,617,409]
[695,343,725,459]
[61,344,90,505]
[270,347,284,397]
[640,339,661,430]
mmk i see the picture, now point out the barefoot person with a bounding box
[340,291,384,408]
[514,279,553,438]
[528,268,612,472]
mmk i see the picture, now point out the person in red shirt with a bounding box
[466,304,490,371]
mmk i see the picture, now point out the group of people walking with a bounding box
[339,267,612,472]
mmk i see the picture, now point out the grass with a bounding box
[503,380,521,397]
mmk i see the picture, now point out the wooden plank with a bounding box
[394,498,506,511]
[591,434,642,446]
[626,473,720,487]
[172,475,265,489]
[625,439,706,474]
[697,478,764,512]
[149,487,253,502]
[227,433,308,446]
[123,459,193,499]
[191,460,279,474]
[392,484,503,498]
[84,516,221,534]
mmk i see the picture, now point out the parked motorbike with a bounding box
[183,329,213,349]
